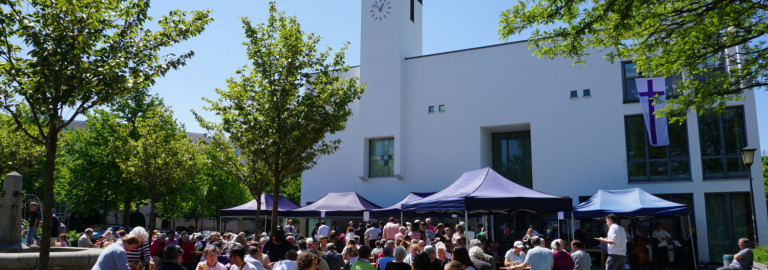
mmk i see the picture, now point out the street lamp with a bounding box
[741,147,758,245]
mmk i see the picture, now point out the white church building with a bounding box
[301,0,767,263]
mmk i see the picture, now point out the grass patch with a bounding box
[755,245,768,265]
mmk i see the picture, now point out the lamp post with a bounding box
[741,147,759,245]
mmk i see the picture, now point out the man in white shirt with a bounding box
[284,220,297,236]
[597,214,627,270]
[364,223,380,247]
[317,221,330,239]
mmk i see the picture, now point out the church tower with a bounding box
[359,0,422,179]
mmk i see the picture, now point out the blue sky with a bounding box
[144,1,768,153]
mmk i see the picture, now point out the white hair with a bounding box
[469,246,485,260]
[434,242,447,252]
[306,238,314,245]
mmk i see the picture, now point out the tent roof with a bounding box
[220,193,300,217]
[402,167,572,212]
[573,188,688,218]
[287,192,382,217]
[372,192,435,216]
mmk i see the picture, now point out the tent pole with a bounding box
[570,212,574,245]
[687,215,698,270]
[400,211,403,225]
[465,211,469,232]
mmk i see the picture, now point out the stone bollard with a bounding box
[0,172,23,249]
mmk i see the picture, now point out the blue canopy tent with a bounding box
[571,188,697,269]
[573,188,688,218]
[287,192,382,218]
[402,167,572,213]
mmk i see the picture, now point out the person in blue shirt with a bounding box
[511,236,552,270]
[92,235,141,270]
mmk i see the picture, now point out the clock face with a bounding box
[370,0,391,21]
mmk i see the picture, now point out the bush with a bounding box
[65,230,81,247]
[755,245,768,265]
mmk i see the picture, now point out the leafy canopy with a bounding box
[499,0,768,121]
[200,2,365,227]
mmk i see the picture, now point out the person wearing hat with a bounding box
[504,241,526,267]
[156,244,185,270]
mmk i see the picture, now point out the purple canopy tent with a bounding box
[287,192,382,218]
[371,192,435,221]
[402,167,572,243]
[402,167,572,213]
[220,193,300,217]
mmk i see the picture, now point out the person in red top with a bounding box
[151,233,168,263]
[180,234,196,262]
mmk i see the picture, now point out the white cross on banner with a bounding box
[636,77,669,147]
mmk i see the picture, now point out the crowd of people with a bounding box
[30,211,750,270]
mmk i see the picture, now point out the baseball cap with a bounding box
[514,241,524,248]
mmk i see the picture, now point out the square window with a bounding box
[438,105,445,112]
[570,90,578,99]
[583,89,591,97]
[428,106,435,113]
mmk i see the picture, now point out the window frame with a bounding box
[621,60,682,103]
[623,114,692,182]
[368,137,395,178]
[698,106,748,180]
[491,131,533,188]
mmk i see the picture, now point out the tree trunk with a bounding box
[122,195,133,229]
[101,203,110,225]
[271,178,281,232]
[148,192,157,233]
[38,127,58,270]
[255,197,262,237]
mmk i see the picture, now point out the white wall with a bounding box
[300,41,767,262]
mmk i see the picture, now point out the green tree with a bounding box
[109,88,163,228]
[200,2,365,230]
[0,114,44,186]
[120,106,200,232]
[57,110,138,225]
[0,1,211,266]
[763,155,767,210]
[192,118,269,233]
[498,0,767,121]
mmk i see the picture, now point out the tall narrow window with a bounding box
[705,192,753,262]
[698,107,747,179]
[492,131,532,188]
[624,115,690,182]
[410,0,414,22]
[369,138,394,177]
[622,61,682,102]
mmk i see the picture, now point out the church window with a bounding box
[369,138,395,177]
[698,106,747,179]
[624,115,690,182]
[622,61,682,103]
